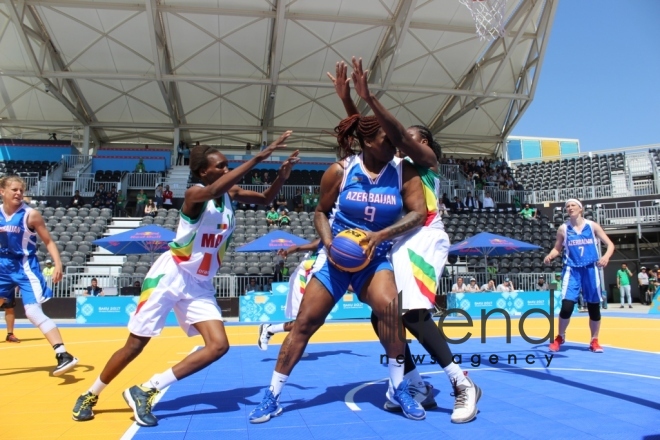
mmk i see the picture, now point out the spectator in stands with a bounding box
[91,190,104,209]
[292,189,303,212]
[438,198,448,216]
[312,187,320,210]
[476,157,485,167]
[251,171,262,184]
[273,261,289,283]
[275,193,287,212]
[176,141,185,166]
[84,278,104,297]
[144,144,149,150]
[116,192,127,217]
[69,190,85,208]
[482,191,495,209]
[463,191,478,209]
[245,278,261,294]
[638,267,650,305]
[452,196,465,212]
[441,193,451,207]
[465,277,481,292]
[42,259,55,278]
[535,276,549,291]
[135,159,146,173]
[451,277,466,292]
[105,187,117,212]
[261,141,267,152]
[519,203,537,220]
[278,209,291,226]
[133,281,142,290]
[480,279,496,292]
[266,207,280,226]
[303,188,314,213]
[263,171,273,185]
[163,185,173,208]
[154,184,163,208]
[144,199,157,217]
[245,142,252,155]
[135,189,147,217]
[183,145,190,165]
[497,277,515,292]
[554,273,562,291]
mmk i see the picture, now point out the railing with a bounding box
[62,154,91,173]
[633,180,656,196]
[439,164,461,182]
[596,205,660,226]
[128,173,163,188]
[238,185,319,201]
[439,272,551,294]
[626,152,654,177]
[452,189,533,206]
[530,185,613,204]
[44,180,75,197]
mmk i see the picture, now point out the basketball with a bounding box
[329,229,369,272]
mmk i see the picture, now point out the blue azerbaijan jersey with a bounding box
[329,154,403,258]
[563,220,600,267]
[0,203,37,259]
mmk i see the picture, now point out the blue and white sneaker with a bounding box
[249,388,282,424]
[384,381,437,411]
[391,380,426,420]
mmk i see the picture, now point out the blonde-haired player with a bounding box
[544,199,615,353]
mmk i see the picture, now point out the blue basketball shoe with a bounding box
[249,388,282,424]
[389,379,426,420]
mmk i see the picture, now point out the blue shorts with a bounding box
[310,248,392,303]
[561,264,601,303]
[0,256,53,306]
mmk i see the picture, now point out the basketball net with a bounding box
[460,0,507,41]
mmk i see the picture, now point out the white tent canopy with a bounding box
[0,0,557,155]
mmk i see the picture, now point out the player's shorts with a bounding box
[0,256,53,306]
[285,253,317,320]
[0,288,15,309]
[128,252,222,338]
[390,226,450,311]
[561,263,602,303]
[310,247,392,303]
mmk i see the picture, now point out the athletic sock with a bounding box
[403,368,425,390]
[388,358,404,389]
[143,368,178,391]
[269,323,285,334]
[444,362,468,387]
[270,371,288,398]
[88,377,108,396]
[53,343,66,354]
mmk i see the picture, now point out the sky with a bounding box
[510,0,660,152]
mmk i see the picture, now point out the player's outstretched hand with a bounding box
[256,130,292,162]
[327,61,351,100]
[278,150,300,180]
[597,256,609,268]
[351,56,371,101]
[543,254,553,265]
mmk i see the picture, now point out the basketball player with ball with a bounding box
[328,58,481,423]
[250,108,429,422]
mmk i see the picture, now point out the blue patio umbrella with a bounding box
[236,230,310,253]
[448,232,542,269]
[93,225,175,262]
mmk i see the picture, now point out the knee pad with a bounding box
[24,303,56,333]
[587,302,601,321]
[559,299,575,320]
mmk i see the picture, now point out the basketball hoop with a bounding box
[460,0,507,41]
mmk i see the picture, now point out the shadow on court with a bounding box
[0,364,94,385]
[1,338,45,343]
[489,361,660,411]
[260,349,369,363]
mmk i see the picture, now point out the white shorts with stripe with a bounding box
[284,263,305,320]
[390,226,450,311]
[128,252,223,338]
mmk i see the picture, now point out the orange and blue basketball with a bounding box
[330,229,369,272]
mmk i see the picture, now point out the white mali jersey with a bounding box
[169,191,235,280]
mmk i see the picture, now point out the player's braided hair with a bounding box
[409,125,442,161]
[189,145,218,179]
[334,115,381,160]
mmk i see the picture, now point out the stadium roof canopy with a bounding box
[0,0,557,156]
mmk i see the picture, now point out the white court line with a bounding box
[120,345,200,440]
[344,368,660,411]
[0,335,185,351]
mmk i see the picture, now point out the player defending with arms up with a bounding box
[0,176,78,375]
[72,132,299,426]
[544,199,615,353]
